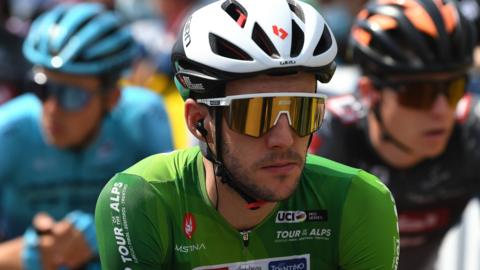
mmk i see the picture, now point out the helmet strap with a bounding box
[372,102,412,153]
[200,107,265,211]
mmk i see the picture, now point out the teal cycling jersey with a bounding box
[0,86,173,241]
[95,147,400,270]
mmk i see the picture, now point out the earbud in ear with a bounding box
[196,120,208,137]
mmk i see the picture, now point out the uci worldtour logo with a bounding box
[276,211,307,223]
[276,210,328,223]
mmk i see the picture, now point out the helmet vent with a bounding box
[177,59,215,78]
[221,0,248,28]
[46,12,68,53]
[290,20,304,57]
[287,0,305,23]
[313,26,332,56]
[252,23,280,58]
[209,33,253,60]
[79,31,132,64]
[50,13,98,55]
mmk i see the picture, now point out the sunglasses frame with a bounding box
[197,92,327,137]
[197,92,327,105]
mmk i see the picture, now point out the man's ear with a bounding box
[185,99,211,142]
[358,76,380,107]
[105,88,121,111]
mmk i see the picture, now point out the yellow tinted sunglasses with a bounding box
[197,92,327,137]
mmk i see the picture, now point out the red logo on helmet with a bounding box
[273,25,288,40]
[183,212,196,240]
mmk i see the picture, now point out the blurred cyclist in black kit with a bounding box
[310,0,480,269]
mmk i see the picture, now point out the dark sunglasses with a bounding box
[373,76,467,110]
[197,92,326,138]
[27,72,99,112]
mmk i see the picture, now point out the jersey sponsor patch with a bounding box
[193,254,310,270]
[175,242,207,253]
[183,212,196,240]
[326,94,365,124]
[109,182,137,264]
[275,228,332,242]
[398,208,450,234]
[275,210,328,223]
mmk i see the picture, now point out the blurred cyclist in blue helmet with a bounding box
[0,2,173,269]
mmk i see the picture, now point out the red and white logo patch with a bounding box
[183,212,196,240]
[272,25,288,40]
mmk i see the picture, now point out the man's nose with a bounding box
[42,95,62,113]
[429,92,454,116]
[265,113,294,149]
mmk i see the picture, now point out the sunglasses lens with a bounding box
[27,72,94,111]
[396,85,436,109]
[290,97,325,136]
[446,78,466,107]
[37,83,92,111]
[395,77,466,110]
[57,85,91,111]
[226,97,264,136]
[225,96,325,137]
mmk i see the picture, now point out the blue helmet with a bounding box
[23,2,139,75]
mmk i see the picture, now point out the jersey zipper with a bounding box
[241,230,249,247]
[240,230,250,255]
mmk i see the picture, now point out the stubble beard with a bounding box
[221,142,305,202]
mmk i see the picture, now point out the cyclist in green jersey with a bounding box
[95,0,400,269]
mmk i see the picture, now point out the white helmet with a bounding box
[172,0,338,99]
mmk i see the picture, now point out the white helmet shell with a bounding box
[172,0,338,99]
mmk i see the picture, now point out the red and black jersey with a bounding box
[310,93,480,270]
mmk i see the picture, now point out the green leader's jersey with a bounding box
[95,147,399,270]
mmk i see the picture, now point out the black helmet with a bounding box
[350,0,476,76]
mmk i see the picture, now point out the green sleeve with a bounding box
[339,170,400,270]
[95,173,172,269]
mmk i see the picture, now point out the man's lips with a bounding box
[261,162,299,174]
[44,122,63,135]
[423,128,447,137]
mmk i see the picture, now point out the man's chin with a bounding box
[44,135,72,149]
[422,143,448,159]
[260,176,301,201]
